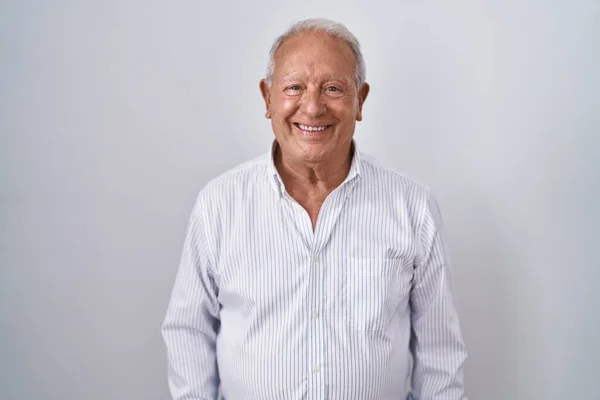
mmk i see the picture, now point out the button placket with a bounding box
[307,252,326,396]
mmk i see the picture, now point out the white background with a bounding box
[1,1,598,399]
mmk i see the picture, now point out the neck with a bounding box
[274,141,353,194]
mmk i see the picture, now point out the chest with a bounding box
[212,190,419,319]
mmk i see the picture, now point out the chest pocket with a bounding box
[345,257,413,331]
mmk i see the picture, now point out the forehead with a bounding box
[273,32,357,81]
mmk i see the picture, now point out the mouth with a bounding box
[293,123,334,137]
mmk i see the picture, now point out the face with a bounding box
[260,31,369,165]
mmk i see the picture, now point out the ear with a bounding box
[259,79,272,119]
[356,82,370,122]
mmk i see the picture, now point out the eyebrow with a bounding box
[278,73,351,85]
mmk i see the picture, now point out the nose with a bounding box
[300,87,326,117]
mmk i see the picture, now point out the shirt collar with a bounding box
[266,139,362,196]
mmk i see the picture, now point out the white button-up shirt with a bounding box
[162,142,467,399]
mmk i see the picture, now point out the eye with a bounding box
[284,84,303,95]
[325,86,344,97]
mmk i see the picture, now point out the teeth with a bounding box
[298,124,328,132]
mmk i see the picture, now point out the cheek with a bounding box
[330,100,358,122]
[272,97,298,118]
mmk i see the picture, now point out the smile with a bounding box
[293,123,333,135]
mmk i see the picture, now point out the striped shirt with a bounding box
[161,141,467,400]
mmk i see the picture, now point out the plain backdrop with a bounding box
[1,1,599,399]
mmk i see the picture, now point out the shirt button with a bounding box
[312,256,319,263]
[313,365,320,373]
[312,312,319,319]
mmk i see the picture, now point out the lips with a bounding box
[293,122,333,136]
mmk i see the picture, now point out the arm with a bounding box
[409,192,467,399]
[161,198,220,400]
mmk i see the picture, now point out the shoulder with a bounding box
[193,153,270,208]
[359,153,444,244]
[357,152,437,231]
[359,152,431,200]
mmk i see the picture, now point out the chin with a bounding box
[298,146,332,163]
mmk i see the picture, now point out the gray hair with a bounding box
[265,18,366,87]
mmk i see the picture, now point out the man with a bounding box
[162,18,467,400]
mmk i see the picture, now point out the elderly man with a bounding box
[162,19,467,400]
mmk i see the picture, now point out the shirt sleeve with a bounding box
[161,196,220,400]
[409,191,468,399]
